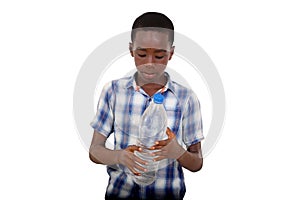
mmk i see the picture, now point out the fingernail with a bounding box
[144,169,147,172]
[155,142,159,145]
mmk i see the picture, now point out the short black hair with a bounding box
[131,12,174,45]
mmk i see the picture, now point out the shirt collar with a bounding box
[164,72,176,93]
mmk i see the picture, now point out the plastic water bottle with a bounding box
[133,93,168,186]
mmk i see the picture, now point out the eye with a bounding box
[137,54,146,58]
[155,56,164,59]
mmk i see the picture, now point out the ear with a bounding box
[168,46,175,60]
[129,43,134,57]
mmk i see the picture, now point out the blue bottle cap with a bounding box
[153,93,164,104]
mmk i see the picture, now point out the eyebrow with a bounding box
[135,47,167,53]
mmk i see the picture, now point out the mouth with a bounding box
[142,72,156,79]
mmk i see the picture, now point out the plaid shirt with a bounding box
[91,72,204,199]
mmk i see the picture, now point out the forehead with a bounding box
[133,30,171,51]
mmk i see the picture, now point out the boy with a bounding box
[90,12,204,200]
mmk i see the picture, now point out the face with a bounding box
[130,30,175,86]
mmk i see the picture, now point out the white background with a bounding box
[1,0,299,199]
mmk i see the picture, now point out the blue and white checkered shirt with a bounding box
[91,72,204,199]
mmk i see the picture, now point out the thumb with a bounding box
[166,127,175,139]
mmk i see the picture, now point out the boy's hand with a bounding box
[151,127,186,161]
[117,145,148,176]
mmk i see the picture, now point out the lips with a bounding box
[144,72,154,75]
[143,72,155,79]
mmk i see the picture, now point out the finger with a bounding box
[166,127,175,139]
[153,155,166,162]
[133,155,148,166]
[150,145,164,150]
[127,162,146,175]
[129,167,141,176]
[132,159,148,173]
[126,145,142,153]
[133,172,141,176]
[152,149,166,157]
[133,163,148,173]
[154,139,169,147]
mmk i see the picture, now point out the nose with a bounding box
[145,63,155,69]
[146,55,153,63]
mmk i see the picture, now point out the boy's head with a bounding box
[131,12,174,46]
[130,12,175,86]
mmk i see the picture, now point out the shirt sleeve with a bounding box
[90,81,115,138]
[182,90,204,147]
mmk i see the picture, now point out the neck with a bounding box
[136,74,167,87]
[135,74,167,96]
[141,83,164,97]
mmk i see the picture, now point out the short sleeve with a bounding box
[182,91,204,147]
[90,82,115,138]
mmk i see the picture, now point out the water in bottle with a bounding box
[133,93,168,186]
